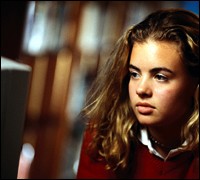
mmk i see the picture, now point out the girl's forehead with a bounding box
[128,40,195,77]
[130,41,181,65]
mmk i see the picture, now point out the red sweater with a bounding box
[77,131,199,179]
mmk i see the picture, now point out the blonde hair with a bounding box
[82,9,199,171]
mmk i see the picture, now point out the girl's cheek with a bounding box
[154,88,174,98]
[128,83,136,94]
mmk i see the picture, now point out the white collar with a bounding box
[138,127,190,161]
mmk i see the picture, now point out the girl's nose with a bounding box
[136,79,152,98]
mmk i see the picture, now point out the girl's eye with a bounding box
[154,74,168,81]
[130,71,140,79]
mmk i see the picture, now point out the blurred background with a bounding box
[1,1,199,179]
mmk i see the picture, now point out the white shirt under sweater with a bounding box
[138,127,190,161]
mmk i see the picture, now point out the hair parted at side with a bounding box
[81,8,199,171]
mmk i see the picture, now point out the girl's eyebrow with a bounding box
[129,64,174,74]
[129,64,141,72]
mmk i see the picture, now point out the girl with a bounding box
[77,8,199,179]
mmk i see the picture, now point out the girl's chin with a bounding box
[137,118,161,126]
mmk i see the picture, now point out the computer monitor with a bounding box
[1,56,31,178]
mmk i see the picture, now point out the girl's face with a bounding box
[128,40,196,127]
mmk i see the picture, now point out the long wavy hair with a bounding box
[81,8,199,171]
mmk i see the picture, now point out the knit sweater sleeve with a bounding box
[76,130,116,179]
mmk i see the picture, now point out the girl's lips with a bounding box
[136,102,155,114]
[136,106,154,114]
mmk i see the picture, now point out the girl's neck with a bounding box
[147,125,183,157]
